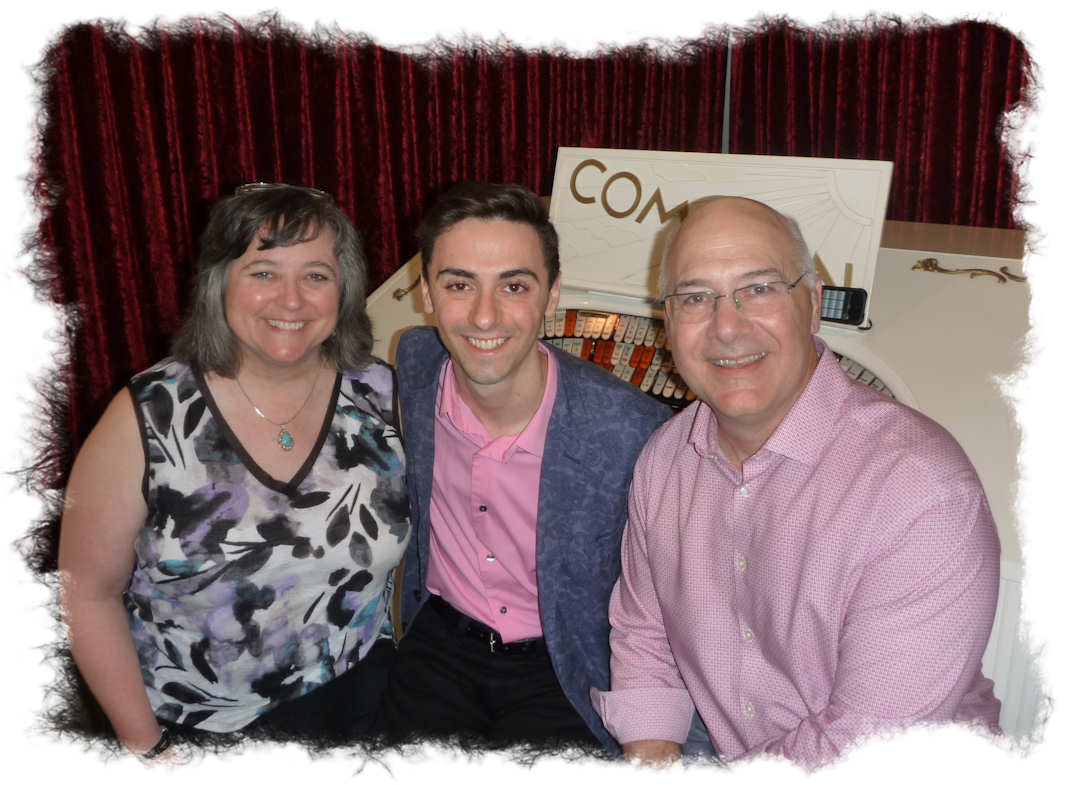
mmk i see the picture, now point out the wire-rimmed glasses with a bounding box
[662,273,810,323]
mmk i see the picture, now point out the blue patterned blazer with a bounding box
[395,326,671,752]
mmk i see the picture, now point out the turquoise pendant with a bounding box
[277,428,294,451]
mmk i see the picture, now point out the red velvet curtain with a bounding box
[729,19,1033,228]
[25,18,729,571]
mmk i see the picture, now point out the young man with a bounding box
[591,196,1002,768]
[376,182,671,750]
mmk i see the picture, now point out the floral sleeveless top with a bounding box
[125,358,410,731]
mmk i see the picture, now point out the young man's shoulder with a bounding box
[395,326,448,381]
[547,340,671,424]
[397,325,443,357]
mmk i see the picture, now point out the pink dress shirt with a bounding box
[591,340,1001,768]
[425,346,558,642]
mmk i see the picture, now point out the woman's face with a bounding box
[224,226,340,375]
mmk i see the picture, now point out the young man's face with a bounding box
[421,217,561,400]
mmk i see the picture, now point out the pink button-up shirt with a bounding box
[425,346,558,642]
[591,341,1001,768]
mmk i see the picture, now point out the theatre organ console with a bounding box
[365,149,1040,739]
[536,308,896,411]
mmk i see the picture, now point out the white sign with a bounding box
[549,147,893,323]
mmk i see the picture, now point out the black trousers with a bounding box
[374,598,599,749]
[244,637,394,742]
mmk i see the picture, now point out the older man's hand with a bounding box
[622,740,683,766]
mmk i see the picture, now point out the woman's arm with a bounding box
[58,388,163,754]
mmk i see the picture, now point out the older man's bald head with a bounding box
[659,196,814,297]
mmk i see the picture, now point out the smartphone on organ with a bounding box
[820,286,868,325]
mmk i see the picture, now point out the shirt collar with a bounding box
[437,343,558,460]
[762,338,849,466]
[688,338,848,468]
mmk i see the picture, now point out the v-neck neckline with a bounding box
[194,366,343,495]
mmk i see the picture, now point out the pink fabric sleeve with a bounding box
[589,473,695,745]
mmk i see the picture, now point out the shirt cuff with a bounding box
[589,686,694,745]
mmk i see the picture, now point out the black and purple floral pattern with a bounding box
[125,359,409,731]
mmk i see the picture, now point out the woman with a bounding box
[58,183,410,757]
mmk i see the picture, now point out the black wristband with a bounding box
[141,727,172,760]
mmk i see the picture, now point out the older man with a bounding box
[591,197,1001,768]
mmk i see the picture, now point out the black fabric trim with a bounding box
[193,367,343,496]
[127,379,153,505]
[390,364,402,440]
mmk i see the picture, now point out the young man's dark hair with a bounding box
[417,181,560,285]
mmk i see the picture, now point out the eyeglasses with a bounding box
[234,182,332,201]
[662,273,810,323]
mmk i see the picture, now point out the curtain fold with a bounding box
[729,18,1033,227]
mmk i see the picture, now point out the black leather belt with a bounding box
[428,594,547,655]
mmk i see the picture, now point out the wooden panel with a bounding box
[881,220,1025,260]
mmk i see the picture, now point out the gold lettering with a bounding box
[569,160,693,227]
[569,158,606,205]
[635,187,689,225]
[601,171,642,218]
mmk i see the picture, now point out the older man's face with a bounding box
[663,199,821,444]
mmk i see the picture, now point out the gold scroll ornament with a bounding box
[911,257,1027,284]
[393,278,421,300]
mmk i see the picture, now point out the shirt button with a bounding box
[739,485,750,497]
[479,505,488,512]
[486,553,496,562]
[743,628,754,641]
[736,556,747,571]
[745,702,755,717]
[499,606,508,614]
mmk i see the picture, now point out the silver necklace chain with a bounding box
[234,367,322,451]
